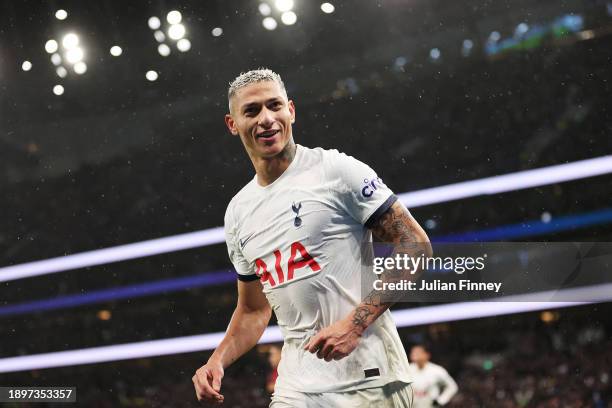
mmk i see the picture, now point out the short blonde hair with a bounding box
[227,68,287,111]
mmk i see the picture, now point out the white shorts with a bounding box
[270,381,413,408]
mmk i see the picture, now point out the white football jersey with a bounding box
[407,362,458,407]
[224,144,411,393]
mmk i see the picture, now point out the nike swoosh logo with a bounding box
[239,232,255,249]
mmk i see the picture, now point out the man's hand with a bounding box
[192,360,225,404]
[304,316,363,361]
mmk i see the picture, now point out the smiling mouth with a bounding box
[256,129,280,139]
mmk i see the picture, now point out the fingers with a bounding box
[319,342,334,361]
[333,351,347,361]
[211,369,223,393]
[304,332,324,353]
[192,368,224,404]
[305,328,353,361]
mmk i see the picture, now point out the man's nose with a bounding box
[258,107,275,127]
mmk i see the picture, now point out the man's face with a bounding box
[410,346,430,365]
[225,80,295,158]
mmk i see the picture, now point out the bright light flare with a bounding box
[55,9,67,20]
[262,17,278,30]
[211,27,223,37]
[154,30,166,43]
[53,85,64,95]
[21,61,32,71]
[321,3,335,13]
[51,53,62,66]
[65,47,84,64]
[146,70,158,81]
[62,33,79,49]
[275,0,294,12]
[110,46,122,57]
[259,3,272,16]
[73,62,87,74]
[167,10,182,25]
[45,39,58,54]
[56,66,68,78]
[168,24,186,40]
[177,38,191,52]
[148,16,161,30]
[281,11,297,25]
[158,44,171,57]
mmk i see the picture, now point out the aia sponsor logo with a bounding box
[255,241,321,287]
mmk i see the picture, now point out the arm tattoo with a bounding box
[349,201,431,331]
[352,306,374,329]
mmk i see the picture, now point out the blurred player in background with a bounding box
[192,68,431,407]
[407,344,458,407]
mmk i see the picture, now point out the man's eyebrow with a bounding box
[240,98,283,111]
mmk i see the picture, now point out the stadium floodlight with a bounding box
[281,11,297,25]
[262,17,278,30]
[515,22,529,37]
[148,16,161,30]
[110,46,122,57]
[167,10,182,25]
[259,2,272,16]
[168,23,186,40]
[321,3,335,13]
[51,53,62,66]
[73,62,87,74]
[461,39,473,57]
[1,155,612,282]
[154,30,166,43]
[157,43,171,57]
[275,0,294,12]
[45,39,58,54]
[55,9,67,20]
[53,85,64,95]
[65,47,84,64]
[146,70,158,81]
[211,27,223,37]
[429,48,441,60]
[62,33,79,49]
[176,38,191,52]
[56,66,68,78]
[21,61,32,71]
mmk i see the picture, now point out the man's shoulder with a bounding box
[300,145,356,173]
[427,362,448,374]
[301,144,342,161]
[224,178,257,223]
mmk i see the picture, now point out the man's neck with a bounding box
[252,140,297,186]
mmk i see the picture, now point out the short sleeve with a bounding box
[326,150,398,228]
[224,205,258,282]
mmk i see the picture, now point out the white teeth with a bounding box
[259,130,278,137]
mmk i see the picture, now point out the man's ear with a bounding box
[289,100,296,124]
[225,114,239,135]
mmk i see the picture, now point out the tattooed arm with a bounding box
[352,200,432,330]
[305,200,432,361]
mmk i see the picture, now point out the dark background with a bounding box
[1,0,611,406]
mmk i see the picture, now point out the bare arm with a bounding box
[210,279,272,368]
[306,200,432,361]
[350,200,432,332]
[193,279,271,403]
